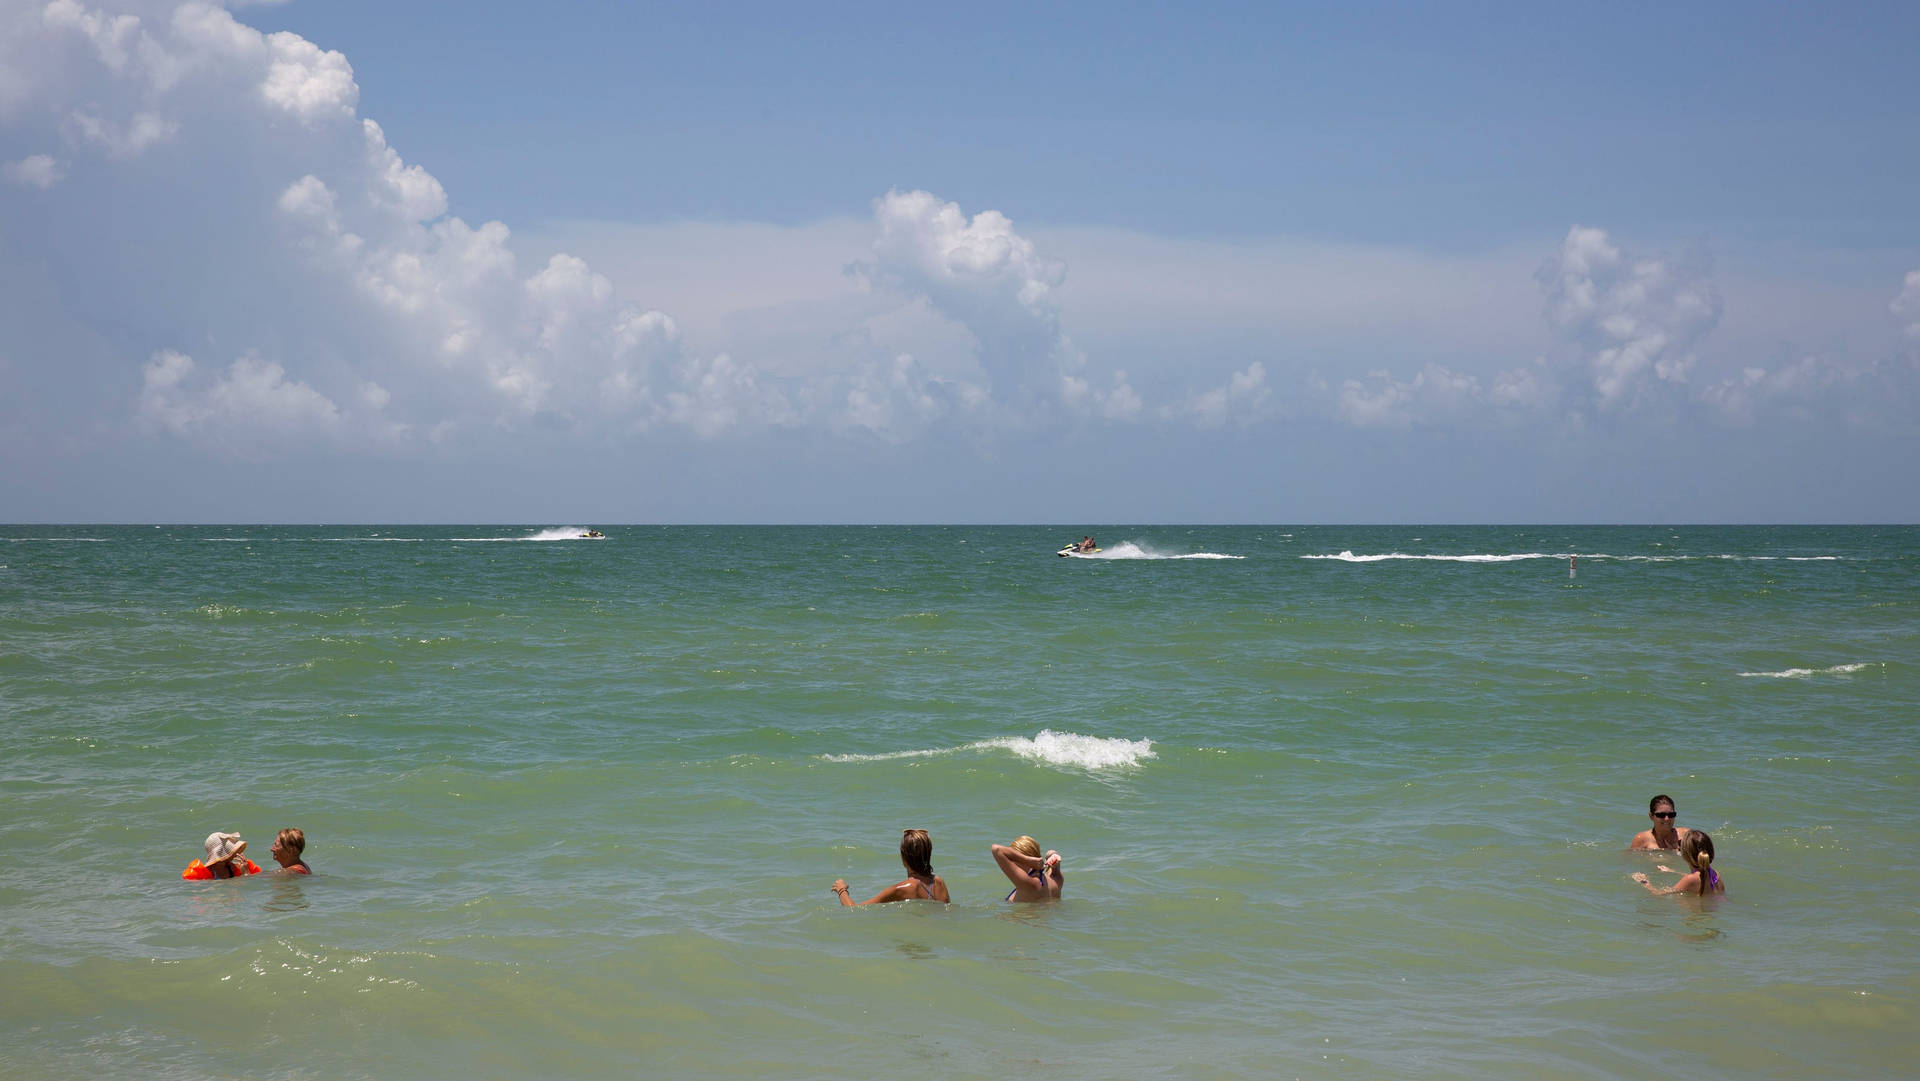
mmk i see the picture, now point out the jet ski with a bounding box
[1057,545,1102,557]
[579,530,605,539]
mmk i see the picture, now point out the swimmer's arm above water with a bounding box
[990,845,1062,887]
[1631,871,1701,896]
[830,877,911,905]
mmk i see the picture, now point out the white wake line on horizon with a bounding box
[819,730,1155,771]
[1302,551,1850,563]
[1080,553,1243,560]
[457,527,603,542]
[187,535,597,542]
[190,536,520,542]
[1075,542,1243,560]
[198,536,427,542]
[1738,662,1879,678]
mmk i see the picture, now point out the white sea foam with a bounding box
[1738,662,1877,679]
[1303,551,1850,563]
[985,730,1157,768]
[1302,551,1555,563]
[448,527,604,542]
[1616,554,1845,562]
[1075,541,1242,560]
[821,729,1154,771]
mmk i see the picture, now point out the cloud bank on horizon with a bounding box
[2,0,1917,519]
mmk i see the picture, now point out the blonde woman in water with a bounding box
[991,835,1063,902]
[1632,830,1725,896]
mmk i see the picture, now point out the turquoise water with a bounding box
[2,525,1915,1080]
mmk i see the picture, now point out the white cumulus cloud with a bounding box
[258,27,355,120]
[1172,362,1268,429]
[1697,357,1840,427]
[2,153,64,188]
[1892,270,1920,340]
[660,353,791,438]
[363,118,443,222]
[66,107,176,156]
[138,348,341,444]
[6,3,1196,454]
[1537,225,1721,412]
[856,189,1127,418]
[1334,363,1483,430]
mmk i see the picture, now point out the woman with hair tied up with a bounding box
[1632,830,1726,897]
[991,835,1063,902]
[830,829,950,905]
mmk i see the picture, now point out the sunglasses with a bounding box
[1652,811,1677,820]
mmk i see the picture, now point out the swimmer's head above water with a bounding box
[1678,830,1715,887]
[899,828,934,877]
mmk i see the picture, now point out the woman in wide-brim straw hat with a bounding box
[182,831,262,880]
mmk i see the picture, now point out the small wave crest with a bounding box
[1738,662,1877,679]
[821,729,1154,771]
[1079,542,1242,560]
[1617,554,1845,562]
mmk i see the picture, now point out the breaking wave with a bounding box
[820,730,1154,771]
[1738,662,1878,679]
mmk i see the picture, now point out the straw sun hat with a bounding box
[203,831,247,865]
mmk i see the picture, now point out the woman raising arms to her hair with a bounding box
[991,835,1063,902]
[831,829,950,905]
[1632,830,1725,897]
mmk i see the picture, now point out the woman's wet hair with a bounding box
[1649,794,1675,815]
[899,829,934,878]
[1679,830,1716,894]
[276,828,305,855]
[1010,835,1041,859]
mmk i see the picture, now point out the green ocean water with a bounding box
[1,524,1915,1080]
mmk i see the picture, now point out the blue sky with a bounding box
[2,0,1917,522]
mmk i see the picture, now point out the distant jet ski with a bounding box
[1057,545,1102,557]
[580,530,605,539]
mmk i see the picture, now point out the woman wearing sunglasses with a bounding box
[1629,794,1688,851]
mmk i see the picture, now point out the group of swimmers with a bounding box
[179,802,1715,901]
[1627,794,1725,896]
[829,829,1063,906]
[828,800,1722,911]
[181,828,311,879]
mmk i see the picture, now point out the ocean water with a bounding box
[1,524,1915,1080]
